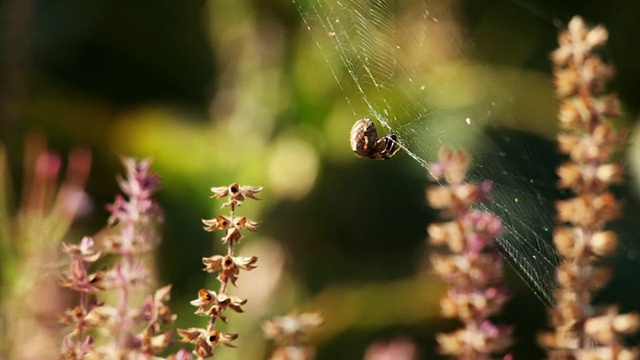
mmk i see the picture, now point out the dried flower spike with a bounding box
[179,183,262,358]
[540,16,639,358]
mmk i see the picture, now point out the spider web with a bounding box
[295,0,564,304]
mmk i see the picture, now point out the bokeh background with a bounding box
[2,0,640,358]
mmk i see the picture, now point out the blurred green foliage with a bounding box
[2,0,640,358]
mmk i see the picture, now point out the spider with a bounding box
[349,118,400,160]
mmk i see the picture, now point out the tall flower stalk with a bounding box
[427,146,512,359]
[104,158,166,354]
[60,158,175,358]
[178,183,261,359]
[539,16,639,358]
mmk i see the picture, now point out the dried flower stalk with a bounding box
[178,183,262,359]
[539,16,639,358]
[427,146,512,360]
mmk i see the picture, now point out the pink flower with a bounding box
[364,338,417,360]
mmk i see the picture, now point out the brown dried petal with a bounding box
[427,222,447,245]
[557,133,581,155]
[550,46,572,67]
[596,164,623,185]
[554,68,581,98]
[177,327,205,343]
[431,255,457,278]
[553,227,580,259]
[234,255,258,271]
[224,227,243,244]
[222,294,247,312]
[436,331,465,355]
[589,230,617,256]
[585,24,608,48]
[452,184,481,207]
[567,16,588,42]
[591,192,623,222]
[203,255,224,273]
[225,305,243,316]
[614,313,640,334]
[558,100,584,129]
[428,222,464,252]
[235,216,260,232]
[239,185,263,200]
[202,215,231,232]
[440,296,458,318]
[443,149,469,184]
[585,307,640,344]
[191,288,218,307]
[210,186,230,199]
[593,123,625,148]
[556,262,580,289]
[556,163,582,190]
[426,186,454,209]
[207,330,238,348]
[216,292,231,306]
[595,94,621,117]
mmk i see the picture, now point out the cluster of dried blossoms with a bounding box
[427,146,512,359]
[59,158,177,359]
[539,16,639,358]
[262,312,323,360]
[178,183,261,358]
